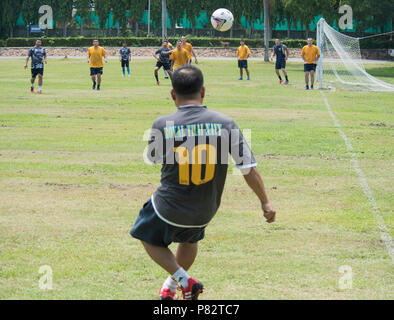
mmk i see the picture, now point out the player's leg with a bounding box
[176,242,198,271]
[30,74,36,93]
[164,69,169,79]
[282,68,289,84]
[239,67,243,80]
[126,60,130,77]
[310,69,315,89]
[90,67,97,90]
[154,66,160,85]
[141,241,180,275]
[305,71,310,89]
[275,68,282,84]
[245,67,250,80]
[121,60,125,77]
[37,74,43,93]
[96,72,102,91]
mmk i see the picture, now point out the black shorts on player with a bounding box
[304,63,316,72]
[238,60,248,69]
[156,61,171,71]
[130,198,205,248]
[90,67,103,76]
[31,68,44,78]
[275,60,286,70]
[121,60,129,68]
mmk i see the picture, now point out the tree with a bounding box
[263,0,270,61]
[75,0,92,36]
[49,0,74,37]
[2,0,23,38]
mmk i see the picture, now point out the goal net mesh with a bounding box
[317,19,394,91]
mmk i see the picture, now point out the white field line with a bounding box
[321,91,394,263]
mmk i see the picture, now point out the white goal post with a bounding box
[316,18,394,91]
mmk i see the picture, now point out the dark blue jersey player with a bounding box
[119,41,131,77]
[130,65,277,300]
[24,39,47,94]
[270,39,289,85]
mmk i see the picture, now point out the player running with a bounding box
[153,40,173,85]
[24,39,47,94]
[181,36,198,64]
[130,65,276,300]
[237,39,251,80]
[87,39,108,91]
[301,38,320,90]
[169,40,190,71]
[119,41,131,77]
[163,37,173,79]
[270,39,289,85]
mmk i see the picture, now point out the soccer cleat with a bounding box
[238,77,243,80]
[30,87,34,93]
[181,278,204,300]
[305,86,309,90]
[159,286,178,300]
[156,81,160,86]
[311,85,314,90]
[247,78,251,81]
[37,90,42,94]
[284,80,289,85]
[279,80,283,84]
[164,76,169,79]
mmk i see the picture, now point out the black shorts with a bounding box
[304,64,317,72]
[31,68,44,78]
[238,60,248,69]
[130,198,206,248]
[90,67,103,76]
[121,60,129,68]
[156,61,171,71]
[275,60,286,70]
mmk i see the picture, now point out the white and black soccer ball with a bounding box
[211,8,234,32]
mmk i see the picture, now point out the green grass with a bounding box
[0,58,393,299]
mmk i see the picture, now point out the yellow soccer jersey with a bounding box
[237,45,251,60]
[170,48,189,70]
[181,42,193,59]
[87,46,107,68]
[301,45,320,64]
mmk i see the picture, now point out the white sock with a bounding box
[162,276,178,292]
[31,84,34,88]
[173,267,190,289]
[38,86,42,90]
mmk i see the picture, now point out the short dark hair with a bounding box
[172,65,204,97]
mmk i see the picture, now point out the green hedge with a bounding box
[3,37,392,49]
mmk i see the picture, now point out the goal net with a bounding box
[316,18,394,91]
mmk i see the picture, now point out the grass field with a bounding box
[0,58,393,299]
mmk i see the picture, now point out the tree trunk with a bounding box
[80,19,83,36]
[63,21,67,37]
[263,0,270,61]
[135,20,139,36]
[117,23,120,37]
[287,19,291,38]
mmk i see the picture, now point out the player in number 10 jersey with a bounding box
[130,65,276,300]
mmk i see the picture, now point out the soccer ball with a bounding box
[211,8,234,32]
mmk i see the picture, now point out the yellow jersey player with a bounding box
[301,38,320,90]
[169,40,190,71]
[87,39,108,91]
[181,36,198,64]
[237,39,251,80]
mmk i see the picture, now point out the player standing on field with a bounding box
[153,41,173,85]
[237,40,251,80]
[169,40,190,71]
[270,39,289,85]
[130,65,276,300]
[24,39,47,94]
[301,38,320,90]
[87,39,108,91]
[119,41,131,77]
[181,36,198,64]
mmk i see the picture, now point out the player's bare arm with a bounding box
[242,167,276,223]
[24,56,29,69]
[192,48,198,64]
